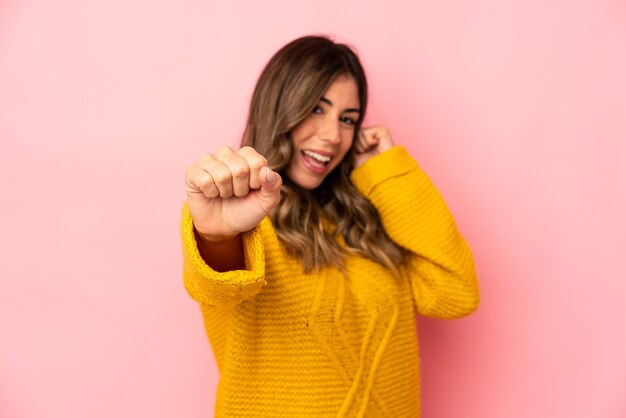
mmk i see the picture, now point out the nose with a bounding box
[320,118,341,144]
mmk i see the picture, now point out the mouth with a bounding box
[301,149,333,168]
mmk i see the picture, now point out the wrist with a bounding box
[378,140,394,154]
[193,227,245,272]
[194,227,239,243]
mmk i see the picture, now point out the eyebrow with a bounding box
[320,97,361,114]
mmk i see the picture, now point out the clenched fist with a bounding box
[185,145,282,242]
[353,125,395,168]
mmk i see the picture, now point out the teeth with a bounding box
[303,150,331,163]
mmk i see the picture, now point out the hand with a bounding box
[184,145,282,241]
[353,125,395,168]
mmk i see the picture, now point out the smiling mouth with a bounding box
[301,150,332,167]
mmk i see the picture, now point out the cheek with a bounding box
[341,132,355,154]
[332,135,354,166]
[291,117,316,145]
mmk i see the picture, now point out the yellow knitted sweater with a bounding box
[181,146,480,417]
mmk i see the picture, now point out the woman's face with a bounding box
[286,75,360,190]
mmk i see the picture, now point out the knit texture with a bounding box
[181,146,480,417]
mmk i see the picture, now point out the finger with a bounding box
[363,125,394,151]
[257,167,282,214]
[237,146,267,190]
[185,164,219,199]
[198,151,235,198]
[355,130,368,153]
[356,130,378,153]
[359,127,376,139]
[212,145,252,198]
[355,136,368,153]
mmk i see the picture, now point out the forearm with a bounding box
[351,146,480,318]
[194,229,245,272]
[181,204,266,308]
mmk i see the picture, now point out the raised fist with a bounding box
[185,145,282,241]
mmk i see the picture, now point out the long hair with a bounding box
[242,35,410,275]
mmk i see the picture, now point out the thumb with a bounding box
[256,166,282,213]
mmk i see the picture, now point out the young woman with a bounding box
[181,35,479,417]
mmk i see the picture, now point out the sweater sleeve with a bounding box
[350,146,480,319]
[180,203,266,308]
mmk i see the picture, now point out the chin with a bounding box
[293,176,323,190]
[285,171,322,190]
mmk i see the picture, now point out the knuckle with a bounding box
[211,171,230,185]
[215,145,233,157]
[249,156,267,171]
[199,153,215,163]
[240,149,267,167]
[239,146,265,160]
[239,146,255,154]
[230,163,250,179]
[196,174,213,189]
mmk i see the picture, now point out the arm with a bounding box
[194,230,245,272]
[181,145,281,308]
[351,145,480,319]
[180,204,267,308]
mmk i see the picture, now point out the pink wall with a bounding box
[1,0,625,417]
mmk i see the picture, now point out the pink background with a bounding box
[1,0,625,417]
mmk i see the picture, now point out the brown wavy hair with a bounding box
[242,35,410,275]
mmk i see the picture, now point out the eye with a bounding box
[340,116,356,126]
[312,105,323,114]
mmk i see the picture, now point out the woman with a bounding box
[181,35,479,417]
